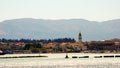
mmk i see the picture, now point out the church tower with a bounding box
[78,32,87,51]
[78,32,82,43]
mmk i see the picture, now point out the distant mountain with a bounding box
[0,18,120,41]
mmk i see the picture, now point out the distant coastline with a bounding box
[0,38,120,54]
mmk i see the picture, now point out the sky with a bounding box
[0,0,120,22]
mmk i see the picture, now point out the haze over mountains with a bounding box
[0,18,120,41]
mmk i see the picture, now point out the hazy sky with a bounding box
[0,0,120,22]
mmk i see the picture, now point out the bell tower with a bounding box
[78,32,82,43]
[78,32,87,51]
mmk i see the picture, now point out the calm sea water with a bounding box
[0,53,120,68]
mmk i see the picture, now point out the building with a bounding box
[78,32,87,51]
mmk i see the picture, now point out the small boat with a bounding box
[0,50,5,55]
[0,53,5,55]
[72,56,78,58]
[104,55,114,58]
[65,53,69,59]
[79,56,89,58]
[115,55,120,57]
[94,56,102,58]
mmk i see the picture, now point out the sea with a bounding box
[0,53,120,68]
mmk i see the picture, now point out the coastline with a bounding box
[0,54,48,58]
[0,53,120,59]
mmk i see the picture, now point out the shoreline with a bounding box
[1,53,120,59]
[0,54,48,58]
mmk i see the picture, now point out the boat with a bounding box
[65,53,69,59]
[72,56,78,58]
[94,56,102,58]
[104,55,114,58]
[115,55,120,57]
[0,53,5,55]
[79,56,89,58]
[0,50,5,55]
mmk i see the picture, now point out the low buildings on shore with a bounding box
[0,39,120,53]
[0,32,120,53]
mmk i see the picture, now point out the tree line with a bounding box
[0,38,76,43]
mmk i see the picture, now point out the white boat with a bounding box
[0,50,5,55]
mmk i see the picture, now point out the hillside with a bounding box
[0,18,120,41]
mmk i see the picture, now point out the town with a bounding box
[0,32,120,54]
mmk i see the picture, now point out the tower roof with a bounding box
[79,32,82,36]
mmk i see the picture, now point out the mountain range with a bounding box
[0,18,120,41]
